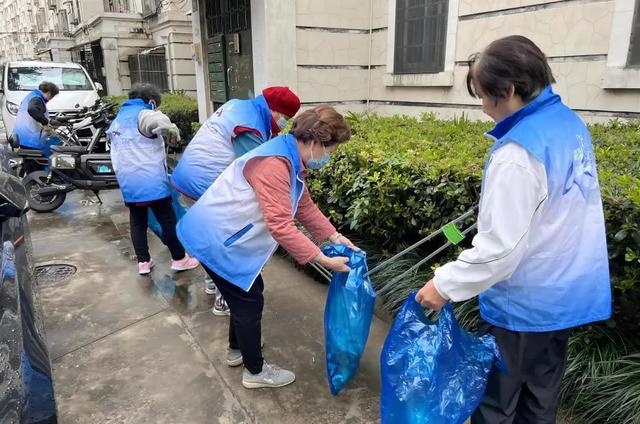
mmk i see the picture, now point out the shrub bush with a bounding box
[102,92,199,145]
[309,113,639,326]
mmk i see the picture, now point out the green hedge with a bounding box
[308,113,640,423]
[309,113,639,326]
[103,91,199,145]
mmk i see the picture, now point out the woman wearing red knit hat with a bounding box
[171,86,301,315]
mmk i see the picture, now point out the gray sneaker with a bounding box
[212,296,230,316]
[204,277,218,295]
[242,363,295,389]
[226,339,265,367]
[227,348,243,367]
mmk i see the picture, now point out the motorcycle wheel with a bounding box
[23,171,67,213]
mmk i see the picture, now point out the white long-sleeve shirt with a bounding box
[138,109,179,139]
[433,142,548,302]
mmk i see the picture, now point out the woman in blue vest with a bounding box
[171,86,300,316]
[108,83,199,275]
[177,106,357,389]
[12,81,59,156]
[416,36,611,423]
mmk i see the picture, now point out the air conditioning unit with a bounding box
[70,18,79,26]
[48,0,57,11]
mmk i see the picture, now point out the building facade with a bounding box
[191,0,640,123]
[0,0,54,63]
[0,0,197,97]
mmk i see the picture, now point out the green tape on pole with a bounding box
[442,221,465,245]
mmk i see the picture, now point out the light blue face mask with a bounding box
[277,116,288,131]
[306,144,330,169]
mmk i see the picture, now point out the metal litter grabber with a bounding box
[310,206,478,284]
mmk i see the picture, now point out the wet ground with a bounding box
[28,190,388,423]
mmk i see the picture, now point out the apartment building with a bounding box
[0,0,53,62]
[190,0,640,123]
[0,0,196,96]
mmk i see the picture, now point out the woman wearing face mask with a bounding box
[177,105,357,389]
[108,83,199,275]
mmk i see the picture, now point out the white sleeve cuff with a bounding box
[432,275,451,301]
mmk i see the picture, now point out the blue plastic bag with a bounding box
[148,188,187,239]
[381,292,504,424]
[323,244,377,395]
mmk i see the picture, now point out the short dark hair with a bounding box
[128,83,162,107]
[39,81,59,97]
[466,35,555,102]
[291,105,351,147]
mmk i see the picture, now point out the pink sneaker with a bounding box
[171,254,200,272]
[138,259,154,275]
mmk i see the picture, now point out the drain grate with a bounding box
[34,264,77,285]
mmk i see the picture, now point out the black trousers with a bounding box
[471,322,572,424]
[203,265,265,374]
[128,198,185,263]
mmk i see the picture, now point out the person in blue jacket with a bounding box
[12,81,59,156]
[177,106,356,390]
[108,83,199,276]
[416,36,611,423]
[171,86,300,316]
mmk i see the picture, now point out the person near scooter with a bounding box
[177,106,357,389]
[12,81,59,157]
[415,36,611,423]
[108,83,199,275]
[170,86,301,316]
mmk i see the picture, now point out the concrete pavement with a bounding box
[29,189,387,423]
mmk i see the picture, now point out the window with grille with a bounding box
[129,50,169,92]
[628,0,640,67]
[58,9,69,34]
[394,0,449,74]
[205,0,251,37]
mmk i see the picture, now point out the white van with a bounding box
[0,61,103,139]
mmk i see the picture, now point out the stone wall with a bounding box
[293,0,640,122]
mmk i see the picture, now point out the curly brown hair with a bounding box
[39,81,59,97]
[290,105,351,146]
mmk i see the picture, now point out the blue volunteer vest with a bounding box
[479,86,611,332]
[177,134,304,291]
[171,95,273,200]
[14,90,49,151]
[107,99,171,203]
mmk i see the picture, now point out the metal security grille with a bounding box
[205,0,251,37]
[129,50,169,91]
[34,264,77,285]
[628,0,640,67]
[394,0,449,74]
[70,41,107,93]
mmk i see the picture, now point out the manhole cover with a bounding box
[34,264,77,285]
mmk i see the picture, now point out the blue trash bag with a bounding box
[43,136,62,158]
[148,187,187,239]
[381,292,505,424]
[323,244,377,396]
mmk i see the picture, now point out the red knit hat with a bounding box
[262,86,301,118]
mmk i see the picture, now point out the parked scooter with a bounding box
[7,134,64,178]
[6,100,101,177]
[19,100,119,212]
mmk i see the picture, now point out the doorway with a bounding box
[204,0,254,109]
